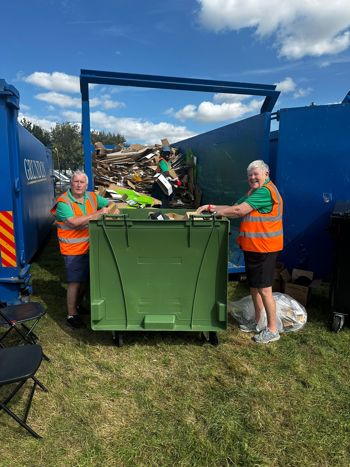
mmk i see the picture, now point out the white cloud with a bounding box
[197,0,350,59]
[18,112,57,131]
[293,87,312,99]
[19,103,30,112]
[62,110,194,145]
[24,72,80,93]
[275,77,296,93]
[275,77,312,99]
[172,98,263,123]
[175,104,197,120]
[35,92,81,108]
[34,91,125,111]
[213,93,250,103]
[90,95,125,110]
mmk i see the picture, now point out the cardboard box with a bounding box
[155,173,173,196]
[185,211,213,220]
[166,212,186,221]
[168,168,178,179]
[284,268,314,306]
[272,261,285,292]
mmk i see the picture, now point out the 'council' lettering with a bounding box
[24,159,47,182]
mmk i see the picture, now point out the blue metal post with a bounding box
[80,81,93,190]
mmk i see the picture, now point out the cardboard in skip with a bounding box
[155,173,173,196]
[168,168,178,180]
[283,268,314,306]
[150,212,213,221]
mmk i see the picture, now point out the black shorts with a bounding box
[63,254,90,283]
[243,251,279,288]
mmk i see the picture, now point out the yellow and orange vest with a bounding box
[50,191,98,255]
[237,180,283,253]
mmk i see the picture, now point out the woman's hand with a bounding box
[197,204,216,214]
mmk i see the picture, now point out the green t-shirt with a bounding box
[159,159,171,173]
[236,179,273,214]
[55,189,109,221]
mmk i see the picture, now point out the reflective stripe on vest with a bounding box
[239,230,283,238]
[51,191,98,255]
[57,236,90,244]
[237,181,283,253]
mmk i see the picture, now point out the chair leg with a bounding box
[23,381,37,423]
[12,324,35,345]
[2,324,51,362]
[42,352,51,362]
[0,403,42,439]
[2,380,26,406]
[21,322,40,342]
[0,327,13,344]
[32,376,48,393]
[20,325,51,361]
[0,378,47,439]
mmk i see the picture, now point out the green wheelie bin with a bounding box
[89,209,229,345]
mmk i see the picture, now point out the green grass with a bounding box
[1,230,350,466]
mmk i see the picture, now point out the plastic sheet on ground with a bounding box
[228,293,307,333]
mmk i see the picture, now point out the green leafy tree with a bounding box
[51,122,82,172]
[91,130,126,148]
[20,118,51,147]
[19,118,127,171]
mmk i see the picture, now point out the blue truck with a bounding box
[0,79,55,303]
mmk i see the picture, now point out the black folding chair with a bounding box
[0,344,48,439]
[0,302,50,361]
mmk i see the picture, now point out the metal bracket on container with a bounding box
[186,214,219,248]
[102,214,132,247]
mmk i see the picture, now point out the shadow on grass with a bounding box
[33,230,337,347]
[29,229,228,348]
[32,276,211,349]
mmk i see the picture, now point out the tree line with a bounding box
[20,118,126,173]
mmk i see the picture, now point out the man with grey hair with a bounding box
[51,170,117,328]
[197,160,283,344]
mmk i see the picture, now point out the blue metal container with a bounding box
[80,70,279,275]
[274,102,350,279]
[0,79,55,303]
[174,113,272,273]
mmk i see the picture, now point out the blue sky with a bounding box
[1,0,350,144]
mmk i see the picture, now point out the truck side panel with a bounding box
[0,79,54,303]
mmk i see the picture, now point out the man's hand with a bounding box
[98,207,109,216]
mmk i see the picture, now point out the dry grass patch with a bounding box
[1,232,350,466]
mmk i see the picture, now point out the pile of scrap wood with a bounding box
[93,140,202,208]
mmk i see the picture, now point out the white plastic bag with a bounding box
[228,293,307,333]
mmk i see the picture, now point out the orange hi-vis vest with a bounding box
[50,191,98,255]
[237,180,283,253]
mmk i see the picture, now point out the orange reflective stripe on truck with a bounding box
[0,211,17,267]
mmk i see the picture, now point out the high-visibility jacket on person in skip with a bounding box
[50,191,98,255]
[237,180,283,253]
[156,158,171,173]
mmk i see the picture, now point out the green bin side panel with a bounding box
[89,210,229,332]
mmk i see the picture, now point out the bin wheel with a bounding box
[113,332,124,347]
[209,331,219,346]
[201,332,219,346]
[331,314,344,333]
[200,332,209,344]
